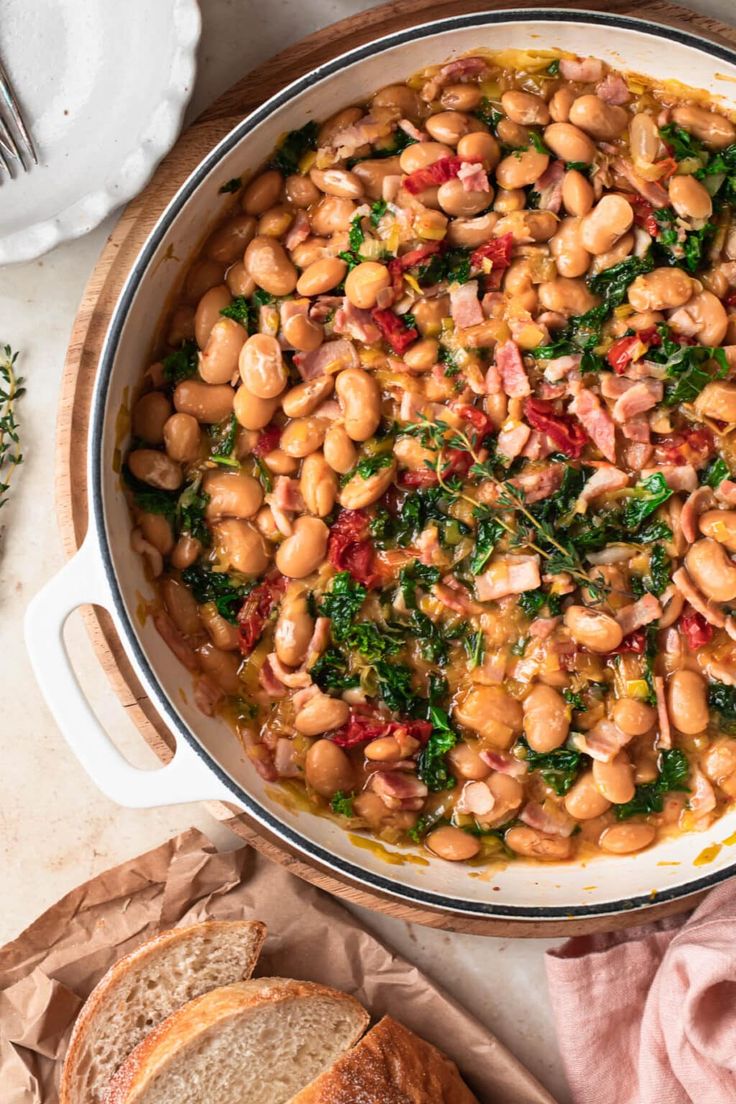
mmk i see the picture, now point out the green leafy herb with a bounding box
[653,208,715,274]
[661,343,728,406]
[122,465,176,519]
[464,629,485,669]
[210,413,239,465]
[220,296,252,328]
[517,739,581,796]
[218,177,242,194]
[345,127,416,168]
[330,791,355,817]
[566,160,591,173]
[252,289,275,308]
[615,748,690,819]
[518,587,562,618]
[546,59,561,75]
[310,647,359,694]
[475,97,503,132]
[0,345,24,514]
[411,610,449,665]
[622,473,673,530]
[708,680,736,732]
[273,121,319,174]
[416,247,472,287]
[370,198,387,226]
[320,572,368,640]
[439,346,462,378]
[342,453,393,485]
[177,478,211,545]
[528,130,549,155]
[398,560,441,609]
[642,544,671,597]
[659,123,705,162]
[563,688,586,711]
[254,456,273,493]
[374,660,419,714]
[348,213,365,253]
[417,707,458,792]
[702,455,730,488]
[469,513,503,575]
[162,340,198,385]
[181,563,253,622]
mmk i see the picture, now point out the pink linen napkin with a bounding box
[545,879,736,1104]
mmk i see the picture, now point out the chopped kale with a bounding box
[518,587,561,618]
[397,560,441,609]
[374,660,419,714]
[416,247,472,286]
[474,97,503,132]
[310,647,359,694]
[659,123,705,162]
[517,738,581,796]
[660,342,729,406]
[528,130,550,155]
[370,198,387,226]
[642,544,671,598]
[417,706,458,792]
[469,513,504,575]
[652,207,715,273]
[218,177,242,194]
[252,288,275,307]
[162,340,198,385]
[410,610,449,665]
[272,120,319,174]
[546,59,561,76]
[330,791,355,817]
[320,572,367,639]
[181,563,253,623]
[702,456,730,488]
[464,629,485,669]
[563,688,586,711]
[210,413,239,465]
[177,478,211,545]
[708,680,736,732]
[219,296,252,328]
[615,748,690,819]
[342,453,393,485]
[622,473,673,530]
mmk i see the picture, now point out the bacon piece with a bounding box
[611,380,663,423]
[480,750,529,778]
[369,770,428,810]
[496,340,531,398]
[497,421,532,460]
[559,56,604,82]
[569,387,616,462]
[624,441,654,471]
[303,617,331,668]
[399,389,425,423]
[544,354,582,381]
[450,280,483,328]
[473,649,507,685]
[654,675,672,750]
[421,56,489,100]
[521,430,555,460]
[259,656,287,697]
[621,416,651,444]
[329,114,394,159]
[309,294,343,322]
[579,465,630,504]
[433,577,483,615]
[284,210,310,251]
[535,160,565,213]
[537,381,568,401]
[456,780,495,816]
[615,160,670,207]
[398,118,426,143]
[715,479,736,506]
[681,487,716,544]
[596,72,630,105]
[503,463,564,505]
[416,524,441,566]
[333,298,381,344]
[616,594,662,638]
[600,374,634,400]
[153,611,199,672]
[572,720,633,762]
[457,160,490,193]
[672,567,726,628]
[273,738,301,778]
[519,801,575,838]
[294,338,359,380]
[475,555,541,602]
[269,476,304,514]
[642,464,697,493]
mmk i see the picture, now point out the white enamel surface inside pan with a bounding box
[26,11,736,919]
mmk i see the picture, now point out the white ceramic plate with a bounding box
[0,0,200,265]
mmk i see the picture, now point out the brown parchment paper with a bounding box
[0,828,558,1104]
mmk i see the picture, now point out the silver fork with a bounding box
[0,54,38,177]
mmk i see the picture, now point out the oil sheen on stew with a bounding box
[124,48,736,867]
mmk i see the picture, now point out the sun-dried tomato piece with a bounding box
[523,398,588,458]
[237,573,287,655]
[403,156,463,195]
[371,308,419,355]
[327,509,380,588]
[678,607,714,650]
[470,232,514,272]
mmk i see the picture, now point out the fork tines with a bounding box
[0,55,38,176]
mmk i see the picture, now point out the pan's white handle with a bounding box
[24,534,236,809]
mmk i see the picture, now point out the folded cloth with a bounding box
[545,879,736,1104]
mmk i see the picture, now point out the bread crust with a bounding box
[60,919,266,1104]
[290,1015,480,1104]
[103,978,369,1104]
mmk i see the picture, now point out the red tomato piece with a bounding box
[523,398,588,458]
[470,232,514,272]
[606,629,646,656]
[252,424,282,457]
[403,156,463,195]
[678,607,714,650]
[330,711,433,748]
[327,509,380,588]
[237,573,287,655]
[371,308,419,355]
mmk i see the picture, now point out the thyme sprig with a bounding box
[0,345,24,517]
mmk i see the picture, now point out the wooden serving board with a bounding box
[56,0,736,935]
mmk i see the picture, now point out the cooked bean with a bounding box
[255,505,280,541]
[699,509,736,552]
[318,105,363,146]
[627,266,696,312]
[310,167,364,199]
[589,232,635,275]
[274,586,314,666]
[339,459,397,509]
[669,174,713,220]
[344,261,391,309]
[282,307,324,353]
[139,512,174,556]
[487,773,524,821]
[242,170,283,215]
[163,412,201,463]
[128,448,182,491]
[544,122,596,164]
[612,698,657,737]
[161,576,201,636]
[403,338,439,372]
[412,295,450,337]
[300,451,338,516]
[667,669,710,734]
[296,257,347,297]
[205,215,256,264]
[456,130,501,169]
[304,737,354,792]
[446,211,499,247]
[233,385,279,431]
[454,686,523,748]
[496,118,530,148]
[441,84,483,112]
[550,217,591,278]
[569,95,627,140]
[437,177,492,218]
[372,82,423,118]
[672,104,736,149]
[194,285,232,349]
[505,826,572,860]
[599,823,656,854]
[291,237,330,269]
[564,606,623,653]
[200,602,240,651]
[335,367,382,441]
[685,537,736,602]
[280,416,328,457]
[564,771,612,820]
[323,423,358,473]
[298,692,350,737]
[523,683,570,752]
[309,196,357,236]
[203,470,263,520]
[629,112,660,163]
[184,260,225,303]
[281,376,334,419]
[212,518,270,576]
[501,90,550,126]
[670,290,728,347]
[225,262,256,299]
[694,380,736,422]
[495,209,557,243]
[166,306,195,347]
[351,156,402,199]
[244,236,297,296]
[448,743,491,781]
[238,333,288,399]
[580,195,633,255]
[425,111,475,146]
[538,277,598,316]
[257,205,293,239]
[262,449,298,476]
[275,516,329,577]
[170,535,201,571]
[593,753,635,804]
[199,317,246,385]
[399,141,453,174]
[285,173,321,208]
[426,825,480,862]
[197,643,241,693]
[549,87,575,122]
[133,392,172,445]
[561,169,594,217]
[495,148,549,190]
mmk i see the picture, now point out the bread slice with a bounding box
[61,920,266,1104]
[103,978,370,1104]
[289,1015,480,1104]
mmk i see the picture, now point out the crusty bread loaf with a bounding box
[289,1015,480,1104]
[60,920,266,1104]
[103,977,370,1104]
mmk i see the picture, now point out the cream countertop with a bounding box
[3,2,735,1101]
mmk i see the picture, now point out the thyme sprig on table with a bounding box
[0,345,24,517]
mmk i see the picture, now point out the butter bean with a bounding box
[339,459,397,509]
[599,822,656,854]
[238,333,288,399]
[505,825,572,860]
[335,367,382,441]
[685,537,736,603]
[612,698,657,737]
[199,317,246,385]
[667,669,710,734]
[323,423,358,473]
[128,448,182,491]
[580,195,633,255]
[275,516,328,577]
[593,753,636,805]
[305,737,353,792]
[212,518,270,576]
[233,385,279,431]
[296,257,347,297]
[495,148,549,190]
[300,451,338,516]
[426,825,481,862]
[194,285,232,349]
[564,771,612,820]
[523,683,570,752]
[242,170,283,215]
[564,606,623,653]
[544,122,596,164]
[569,95,628,140]
[244,236,297,296]
[203,470,263,520]
[133,391,171,445]
[672,104,736,149]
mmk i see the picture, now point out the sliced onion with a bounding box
[586,544,636,565]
